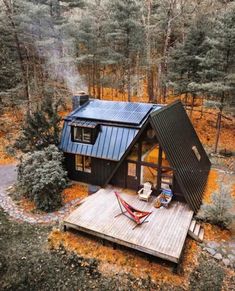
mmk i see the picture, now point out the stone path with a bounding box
[0,164,80,224]
[203,240,235,268]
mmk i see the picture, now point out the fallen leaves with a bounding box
[203,223,231,242]
[191,108,235,152]
[62,183,88,204]
[202,169,219,204]
[48,229,200,289]
[18,198,36,212]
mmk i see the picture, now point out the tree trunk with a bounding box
[214,95,225,153]
[145,0,154,102]
[185,92,188,105]
[92,58,96,97]
[214,111,222,153]
[161,4,173,103]
[127,65,131,102]
[190,94,196,118]
[96,65,101,100]
[157,65,162,102]
[147,70,154,102]
[200,98,204,119]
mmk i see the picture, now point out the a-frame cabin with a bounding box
[60,95,211,213]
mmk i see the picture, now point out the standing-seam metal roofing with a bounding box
[60,121,139,161]
[60,99,160,161]
[150,100,211,212]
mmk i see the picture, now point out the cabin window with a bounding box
[73,127,92,143]
[127,143,138,161]
[83,128,92,142]
[141,142,157,163]
[192,146,201,161]
[75,155,83,171]
[128,163,136,177]
[75,155,91,173]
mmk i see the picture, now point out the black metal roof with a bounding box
[60,100,162,161]
[150,100,211,212]
[70,99,157,126]
[60,122,139,161]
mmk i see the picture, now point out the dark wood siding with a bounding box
[110,162,127,188]
[91,158,117,186]
[64,153,117,186]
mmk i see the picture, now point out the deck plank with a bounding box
[63,188,193,263]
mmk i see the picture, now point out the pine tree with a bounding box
[0,10,21,109]
[74,0,108,98]
[196,7,235,152]
[168,16,211,114]
[14,95,63,152]
[196,7,235,104]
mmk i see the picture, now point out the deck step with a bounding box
[189,219,196,233]
[188,221,204,242]
[194,223,200,237]
[198,228,204,242]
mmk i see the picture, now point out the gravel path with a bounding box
[0,164,80,224]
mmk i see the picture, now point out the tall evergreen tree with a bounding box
[195,7,235,152]
[0,9,21,102]
[195,7,235,105]
[168,16,211,114]
[104,0,144,101]
[14,95,63,152]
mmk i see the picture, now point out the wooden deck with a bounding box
[63,188,194,263]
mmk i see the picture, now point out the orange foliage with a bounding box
[48,230,200,288]
[98,86,149,103]
[18,198,36,212]
[99,86,235,152]
[202,169,219,204]
[191,109,235,152]
[0,155,16,165]
[62,183,88,204]
[0,110,21,165]
[181,239,200,275]
[232,184,235,199]
[0,134,17,165]
[203,223,231,242]
[58,110,71,118]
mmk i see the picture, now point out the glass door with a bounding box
[126,162,138,190]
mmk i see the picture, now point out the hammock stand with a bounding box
[114,191,152,229]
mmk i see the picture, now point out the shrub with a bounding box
[197,184,234,229]
[189,254,225,291]
[17,145,67,212]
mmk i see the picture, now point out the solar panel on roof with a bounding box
[72,100,153,125]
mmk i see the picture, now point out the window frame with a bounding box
[72,126,93,144]
[75,155,91,173]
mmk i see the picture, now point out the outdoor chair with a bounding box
[138,182,153,201]
[154,188,173,208]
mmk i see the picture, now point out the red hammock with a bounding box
[114,191,152,227]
